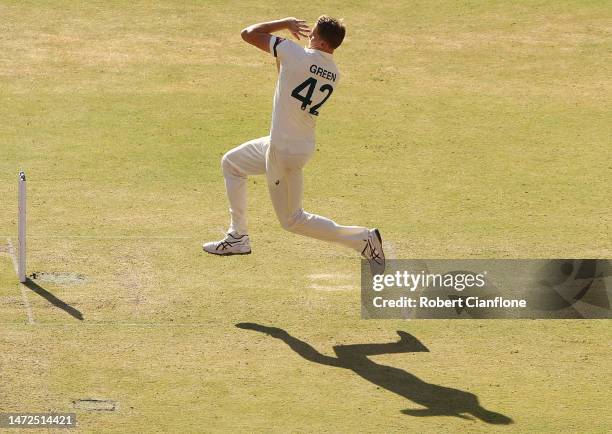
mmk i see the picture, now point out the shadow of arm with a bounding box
[334,331,429,357]
[236,323,344,368]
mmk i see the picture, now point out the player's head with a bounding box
[309,15,346,53]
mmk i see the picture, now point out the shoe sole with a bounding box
[202,248,252,256]
[372,228,386,272]
[373,229,384,256]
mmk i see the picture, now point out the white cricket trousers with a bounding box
[221,136,369,252]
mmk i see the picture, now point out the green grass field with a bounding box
[1,0,611,432]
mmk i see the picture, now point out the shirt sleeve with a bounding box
[269,36,304,64]
[269,35,285,57]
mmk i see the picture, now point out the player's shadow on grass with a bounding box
[24,278,84,321]
[236,323,512,424]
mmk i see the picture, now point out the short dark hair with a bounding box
[315,15,346,49]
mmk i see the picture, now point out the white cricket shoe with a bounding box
[203,232,251,256]
[362,228,385,275]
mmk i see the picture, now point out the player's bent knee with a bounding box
[278,218,296,232]
[220,153,231,171]
[221,152,241,177]
[278,209,305,233]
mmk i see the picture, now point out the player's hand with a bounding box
[284,17,310,40]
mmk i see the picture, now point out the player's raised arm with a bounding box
[240,17,310,53]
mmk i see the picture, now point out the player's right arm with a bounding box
[241,17,310,53]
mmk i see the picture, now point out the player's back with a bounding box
[269,36,339,153]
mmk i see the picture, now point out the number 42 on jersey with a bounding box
[291,77,334,116]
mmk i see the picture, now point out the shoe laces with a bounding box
[217,233,247,251]
[362,238,383,265]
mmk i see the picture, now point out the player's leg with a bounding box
[203,136,268,256]
[222,136,268,235]
[266,147,384,273]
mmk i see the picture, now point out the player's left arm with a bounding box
[240,17,310,53]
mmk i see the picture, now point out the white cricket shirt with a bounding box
[268,36,340,153]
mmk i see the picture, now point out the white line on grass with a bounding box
[385,239,398,260]
[308,271,355,291]
[6,237,35,325]
[308,273,353,280]
[0,322,222,327]
[0,235,196,240]
[5,238,19,274]
[309,284,355,292]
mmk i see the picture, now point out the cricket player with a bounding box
[203,16,385,275]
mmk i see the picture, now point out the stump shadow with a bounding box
[24,278,84,321]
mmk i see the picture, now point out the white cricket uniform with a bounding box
[220,36,368,251]
[268,36,338,153]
